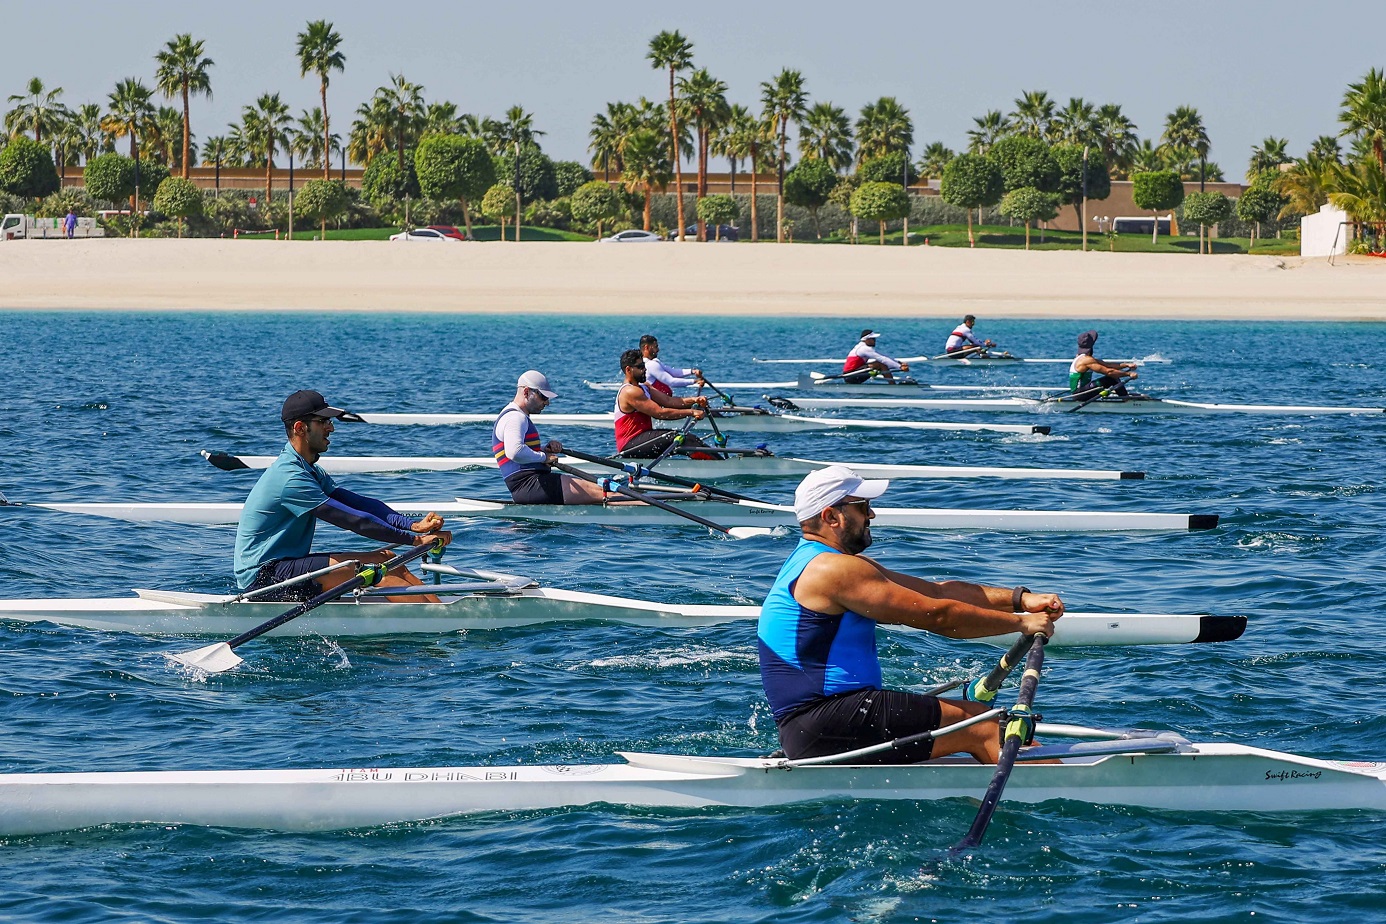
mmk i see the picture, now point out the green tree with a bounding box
[493,146,558,203]
[1247,136,1291,181]
[782,158,838,238]
[999,186,1060,249]
[917,142,955,180]
[1161,105,1211,191]
[553,160,593,198]
[297,20,346,180]
[989,135,1059,192]
[480,182,514,237]
[678,67,729,239]
[154,34,213,178]
[294,178,349,238]
[494,105,546,240]
[1340,67,1386,173]
[102,78,155,164]
[940,153,1003,247]
[1323,159,1386,227]
[5,77,69,142]
[83,152,137,204]
[719,106,768,240]
[648,30,694,240]
[1052,144,1111,228]
[859,150,919,186]
[855,96,912,166]
[571,179,622,237]
[1131,170,1185,243]
[0,137,60,198]
[1236,183,1288,247]
[152,175,203,237]
[361,149,420,210]
[850,180,909,244]
[245,92,290,204]
[621,128,671,230]
[797,101,853,173]
[1181,191,1233,253]
[415,134,495,237]
[696,194,738,238]
[761,68,809,242]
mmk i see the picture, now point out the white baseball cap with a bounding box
[861,331,883,340]
[518,370,558,399]
[793,465,889,522]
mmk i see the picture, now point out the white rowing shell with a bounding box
[775,396,1386,415]
[356,411,1046,435]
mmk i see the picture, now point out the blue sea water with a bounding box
[2,311,1386,922]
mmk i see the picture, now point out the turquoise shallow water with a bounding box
[3,312,1386,922]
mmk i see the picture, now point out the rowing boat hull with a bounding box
[582,379,1054,395]
[357,412,1046,435]
[778,396,1386,415]
[203,451,1143,481]
[0,592,1244,644]
[28,498,1218,532]
[1,744,1380,835]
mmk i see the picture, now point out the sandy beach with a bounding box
[1,240,1382,319]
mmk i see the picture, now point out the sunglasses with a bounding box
[832,498,872,511]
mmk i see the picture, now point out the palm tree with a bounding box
[1161,105,1211,191]
[1324,159,1386,237]
[855,96,913,165]
[1052,97,1097,146]
[102,78,155,161]
[917,142,954,180]
[154,34,213,178]
[1095,103,1139,178]
[967,110,1009,155]
[201,134,228,194]
[1247,137,1291,181]
[498,105,544,241]
[68,103,109,162]
[293,108,336,171]
[678,68,729,239]
[621,128,672,231]
[1339,68,1386,173]
[347,96,391,166]
[1272,155,1333,219]
[760,68,808,243]
[588,103,626,182]
[152,106,187,166]
[377,73,425,173]
[245,92,291,204]
[797,102,853,173]
[1128,138,1165,174]
[718,105,766,239]
[296,20,346,180]
[422,101,462,137]
[1011,90,1054,139]
[1308,135,1343,163]
[647,30,694,241]
[5,77,69,142]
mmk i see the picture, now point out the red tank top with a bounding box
[614,384,654,450]
[843,354,867,374]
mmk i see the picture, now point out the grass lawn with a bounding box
[801,223,1301,255]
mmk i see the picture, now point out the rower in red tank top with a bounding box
[614,348,717,459]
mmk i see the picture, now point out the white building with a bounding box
[1300,203,1349,258]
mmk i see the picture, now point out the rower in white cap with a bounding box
[757,465,1063,765]
[492,371,609,505]
[841,329,909,384]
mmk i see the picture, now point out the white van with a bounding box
[1,214,105,240]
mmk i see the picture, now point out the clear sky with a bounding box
[3,0,1380,178]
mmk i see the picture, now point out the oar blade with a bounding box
[726,526,776,540]
[166,642,243,673]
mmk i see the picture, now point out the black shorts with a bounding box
[776,688,943,764]
[841,370,871,384]
[1073,374,1128,401]
[245,554,331,602]
[616,429,717,460]
[505,468,566,504]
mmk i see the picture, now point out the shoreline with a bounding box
[2,240,1383,319]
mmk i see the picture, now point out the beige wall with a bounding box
[61,166,365,191]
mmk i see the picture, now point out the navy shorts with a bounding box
[245,554,331,602]
[505,468,566,504]
[776,688,943,764]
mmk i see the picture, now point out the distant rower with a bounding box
[640,334,704,396]
[1069,330,1138,399]
[842,330,908,384]
[945,315,996,355]
[493,371,608,505]
[615,348,716,458]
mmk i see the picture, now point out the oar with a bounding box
[167,539,445,673]
[804,368,882,384]
[931,344,986,361]
[952,634,1048,852]
[647,415,698,467]
[552,462,773,539]
[698,376,738,407]
[559,447,764,503]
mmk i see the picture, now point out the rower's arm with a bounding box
[621,384,701,420]
[316,491,417,544]
[798,555,1057,639]
[859,345,902,370]
[1077,355,1134,378]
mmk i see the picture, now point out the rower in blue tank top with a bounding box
[758,466,1065,765]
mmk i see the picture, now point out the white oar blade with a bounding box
[166,642,243,673]
[726,527,776,540]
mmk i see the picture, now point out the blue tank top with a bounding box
[758,538,883,721]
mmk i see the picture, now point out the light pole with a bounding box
[1081,145,1089,252]
[902,146,910,246]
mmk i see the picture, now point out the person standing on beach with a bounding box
[842,330,909,384]
[944,315,995,355]
[639,334,705,396]
[1069,330,1138,399]
[493,370,609,505]
[234,390,452,602]
[64,210,77,239]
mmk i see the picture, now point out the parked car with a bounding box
[426,225,467,240]
[597,229,664,243]
[666,224,739,241]
[389,227,459,242]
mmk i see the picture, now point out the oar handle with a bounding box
[965,634,1036,704]
[223,539,444,650]
[699,376,736,406]
[954,635,1048,851]
[558,447,760,503]
[553,462,735,535]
